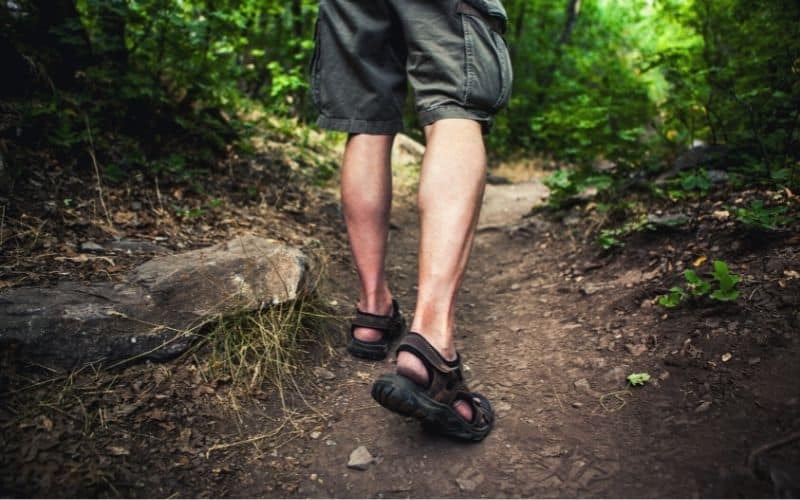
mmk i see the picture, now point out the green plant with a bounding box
[678,169,711,193]
[709,260,741,301]
[595,216,648,250]
[597,230,622,250]
[684,269,711,296]
[658,260,741,307]
[658,286,686,308]
[627,373,651,386]
[543,168,614,208]
[735,200,790,230]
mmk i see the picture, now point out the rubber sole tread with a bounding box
[371,373,491,442]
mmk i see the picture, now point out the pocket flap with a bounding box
[462,0,508,32]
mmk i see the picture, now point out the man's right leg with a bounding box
[341,133,396,342]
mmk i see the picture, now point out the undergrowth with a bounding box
[200,292,341,408]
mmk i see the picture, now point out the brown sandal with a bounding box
[371,332,494,441]
[346,299,406,360]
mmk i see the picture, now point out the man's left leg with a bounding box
[397,118,486,423]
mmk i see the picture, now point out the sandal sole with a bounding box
[371,373,491,442]
[346,340,389,360]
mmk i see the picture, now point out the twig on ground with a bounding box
[83,113,113,228]
[599,390,632,412]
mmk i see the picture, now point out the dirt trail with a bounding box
[231,178,800,498]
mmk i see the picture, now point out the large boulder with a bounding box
[0,236,312,368]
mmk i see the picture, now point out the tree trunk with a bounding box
[26,0,93,88]
[558,0,581,45]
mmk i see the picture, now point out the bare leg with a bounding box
[397,119,487,421]
[341,133,396,341]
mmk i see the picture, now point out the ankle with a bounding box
[358,290,393,315]
[410,330,457,362]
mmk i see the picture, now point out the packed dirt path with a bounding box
[236,178,800,498]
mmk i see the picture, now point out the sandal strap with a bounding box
[458,391,494,427]
[396,332,464,405]
[397,333,460,375]
[351,299,400,331]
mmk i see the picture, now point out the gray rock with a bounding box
[646,213,690,228]
[673,144,729,171]
[707,169,728,184]
[456,477,482,492]
[347,446,374,470]
[0,236,312,368]
[81,241,105,252]
[573,378,597,396]
[313,367,336,381]
[107,239,167,254]
[602,367,627,385]
[486,174,512,185]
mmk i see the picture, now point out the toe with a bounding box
[453,399,474,422]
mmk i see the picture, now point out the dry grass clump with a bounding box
[203,293,340,399]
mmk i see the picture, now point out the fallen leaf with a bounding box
[38,415,54,432]
[107,445,130,456]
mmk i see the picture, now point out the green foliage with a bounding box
[709,260,741,301]
[490,0,799,188]
[597,230,622,250]
[594,215,649,250]
[735,200,791,230]
[658,286,686,308]
[2,0,320,180]
[543,168,614,207]
[684,269,711,296]
[627,373,651,386]
[658,260,741,307]
[678,169,711,193]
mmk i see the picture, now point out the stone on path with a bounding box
[313,367,336,381]
[0,235,312,368]
[391,133,425,166]
[478,181,549,231]
[347,446,374,470]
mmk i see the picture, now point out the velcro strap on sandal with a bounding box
[397,333,460,375]
[351,299,400,332]
[456,1,505,34]
[351,311,393,331]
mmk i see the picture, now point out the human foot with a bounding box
[347,299,406,360]
[352,299,393,342]
[372,333,494,441]
[397,343,473,422]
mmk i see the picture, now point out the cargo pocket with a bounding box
[459,0,513,113]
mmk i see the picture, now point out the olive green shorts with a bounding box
[310,0,513,135]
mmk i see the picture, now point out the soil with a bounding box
[1,161,799,497]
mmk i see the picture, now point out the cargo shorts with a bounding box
[310,0,513,134]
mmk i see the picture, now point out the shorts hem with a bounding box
[316,115,404,135]
[418,105,493,134]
